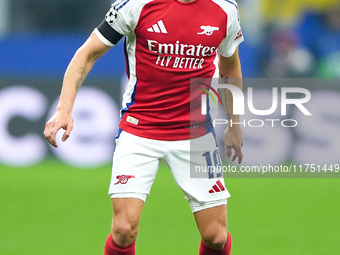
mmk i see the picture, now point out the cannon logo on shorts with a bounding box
[114,175,135,185]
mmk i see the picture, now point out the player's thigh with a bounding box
[111,198,144,246]
[111,197,144,229]
[194,205,228,242]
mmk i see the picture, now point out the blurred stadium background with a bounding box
[1,0,340,254]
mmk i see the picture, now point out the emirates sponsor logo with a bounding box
[147,40,216,57]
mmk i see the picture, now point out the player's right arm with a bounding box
[44,32,111,147]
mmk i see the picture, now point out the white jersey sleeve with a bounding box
[105,0,137,36]
[217,0,244,57]
[95,0,153,46]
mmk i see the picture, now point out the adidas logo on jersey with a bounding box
[147,20,168,34]
[209,180,226,193]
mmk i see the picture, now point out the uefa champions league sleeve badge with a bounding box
[105,5,118,25]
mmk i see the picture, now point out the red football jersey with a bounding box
[95,0,244,140]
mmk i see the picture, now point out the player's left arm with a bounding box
[219,46,243,164]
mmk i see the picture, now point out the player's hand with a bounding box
[43,110,73,148]
[223,126,243,164]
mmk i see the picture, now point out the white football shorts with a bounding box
[108,131,230,213]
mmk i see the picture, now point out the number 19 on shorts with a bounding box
[202,149,223,179]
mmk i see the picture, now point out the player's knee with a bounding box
[201,229,228,250]
[112,219,139,245]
